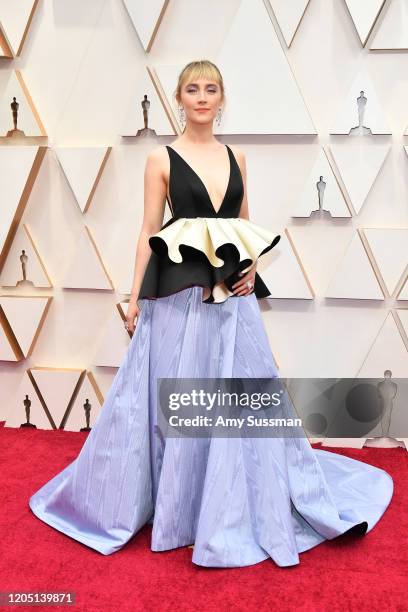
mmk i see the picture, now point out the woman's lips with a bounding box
[195,109,209,112]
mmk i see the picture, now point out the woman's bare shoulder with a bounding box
[144,146,170,181]
[145,145,169,163]
[228,144,245,160]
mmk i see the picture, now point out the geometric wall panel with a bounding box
[356,311,408,377]
[0,320,21,361]
[330,69,391,135]
[320,310,402,442]
[397,308,408,339]
[325,231,384,299]
[261,229,315,300]
[291,148,351,218]
[397,274,408,300]
[93,301,132,367]
[360,311,408,447]
[4,371,54,430]
[364,228,408,296]
[54,146,112,213]
[329,144,390,214]
[122,0,169,52]
[61,226,114,290]
[155,0,316,134]
[0,24,13,58]
[370,0,408,49]
[120,67,176,137]
[0,146,47,275]
[1,1,406,453]
[0,223,53,289]
[0,295,52,360]
[0,0,39,57]
[221,0,317,134]
[344,0,386,46]
[61,371,104,432]
[29,367,85,430]
[267,0,311,47]
[0,70,46,136]
[218,0,316,134]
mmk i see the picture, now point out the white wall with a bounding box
[1,0,408,437]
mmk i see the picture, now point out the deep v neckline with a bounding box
[167,144,232,216]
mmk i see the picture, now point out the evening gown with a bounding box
[29,144,394,568]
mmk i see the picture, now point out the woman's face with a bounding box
[179,77,223,126]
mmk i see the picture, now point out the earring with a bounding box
[216,107,223,126]
[178,105,186,130]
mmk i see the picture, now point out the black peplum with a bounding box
[138,144,281,304]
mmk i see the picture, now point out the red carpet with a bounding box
[1,420,406,612]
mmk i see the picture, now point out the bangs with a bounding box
[180,61,221,88]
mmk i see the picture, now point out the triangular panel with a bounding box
[55,146,112,213]
[344,0,386,46]
[357,312,408,377]
[292,148,350,218]
[29,367,85,429]
[155,0,316,134]
[329,144,390,214]
[325,231,384,299]
[0,70,46,136]
[370,0,408,49]
[4,371,54,429]
[0,295,51,358]
[260,229,314,299]
[93,301,132,367]
[0,322,21,361]
[0,146,47,275]
[121,67,176,136]
[61,226,114,290]
[0,0,39,57]
[62,372,104,432]
[0,223,53,288]
[123,0,169,52]
[330,70,391,135]
[364,228,408,296]
[397,273,408,300]
[268,0,311,47]
[397,308,408,339]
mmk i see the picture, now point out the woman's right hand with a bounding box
[126,300,141,335]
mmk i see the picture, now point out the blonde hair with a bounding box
[174,60,225,131]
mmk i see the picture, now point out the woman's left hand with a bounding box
[231,264,257,296]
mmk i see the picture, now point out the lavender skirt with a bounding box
[29,287,393,567]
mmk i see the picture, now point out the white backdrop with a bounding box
[1,0,408,440]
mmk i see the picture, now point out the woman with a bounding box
[29,60,393,568]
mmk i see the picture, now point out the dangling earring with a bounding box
[178,105,186,130]
[216,107,223,126]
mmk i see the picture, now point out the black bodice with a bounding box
[138,144,281,304]
[166,144,244,219]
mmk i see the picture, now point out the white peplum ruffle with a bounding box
[149,216,280,271]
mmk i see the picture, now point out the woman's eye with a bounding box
[186,89,217,93]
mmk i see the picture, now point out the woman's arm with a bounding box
[129,147,167,305]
